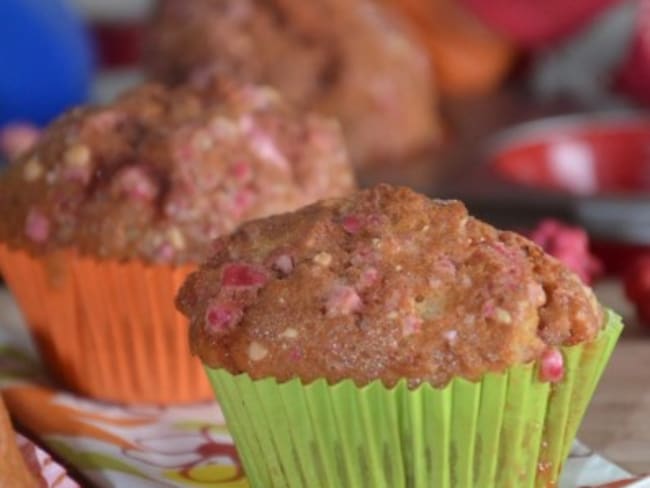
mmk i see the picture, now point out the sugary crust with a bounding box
[0,80,354,263]
[178,185,604,387]
[145,0,441,166]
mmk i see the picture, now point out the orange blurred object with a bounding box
[0,245,212,405]
[382,0,517,96]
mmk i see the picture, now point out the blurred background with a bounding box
[2,0,650,325]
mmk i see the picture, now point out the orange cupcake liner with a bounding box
[0,244,211,405]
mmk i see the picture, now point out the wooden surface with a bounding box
[579,280,650,475]
[1,280,649,475]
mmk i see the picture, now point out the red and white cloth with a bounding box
[460,0,650,105]
[615,0,650,104]
[459,0,623,48]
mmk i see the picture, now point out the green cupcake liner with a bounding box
[207,310,622,488]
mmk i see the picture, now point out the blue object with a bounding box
[0,0,95,127]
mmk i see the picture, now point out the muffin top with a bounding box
[177,185,604,388]
[145,0,441,167]
[0,79,355,263]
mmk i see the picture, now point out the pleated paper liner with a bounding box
[0,244,212,405]
[207,311,622,488]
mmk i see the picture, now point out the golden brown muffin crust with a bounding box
[144,0,441,166]
[0,79,355,264]
[177,185,604,387]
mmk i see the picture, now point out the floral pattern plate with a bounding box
[17,434,79,487]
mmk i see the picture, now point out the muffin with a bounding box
[177,184,621,487]
[0,398,35,487]
[378,0,516,96]
[144,0,442,167]
[0,78,354,404]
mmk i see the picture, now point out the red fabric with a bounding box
[459,0,624,48]
[92,22,144,68]
[623,254,650,327]
[615,0,650,104]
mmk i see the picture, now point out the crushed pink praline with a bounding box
[62,164,92,184]
[231,161,252,182]
[341,215,362,234]
[115,166,159,201]
[24,209,50,243]
[443,329,458,344]
[248,130,289,170]
[326,284,362,317]
[205,301,243,335]
[289,347,303,361]
[539,348,564,383]
[482,301,496,318]
[529,219,602,284]
[177,143,195,162]
[231,188,256,217]
[85,110,122,132]
[273,254,294,275]
[222,263,269,288]
[402,315,423,337]
[357,267,379,289]
[155,243,175,262]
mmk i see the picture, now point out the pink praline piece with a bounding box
[24,209,50,243]
[222,263,269,288]
[205,301,243,335]
[115,166,159,202]
[341,215,362,234]
[326,285,362,317]
[273,254,294,275]
[539,348,564,383]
